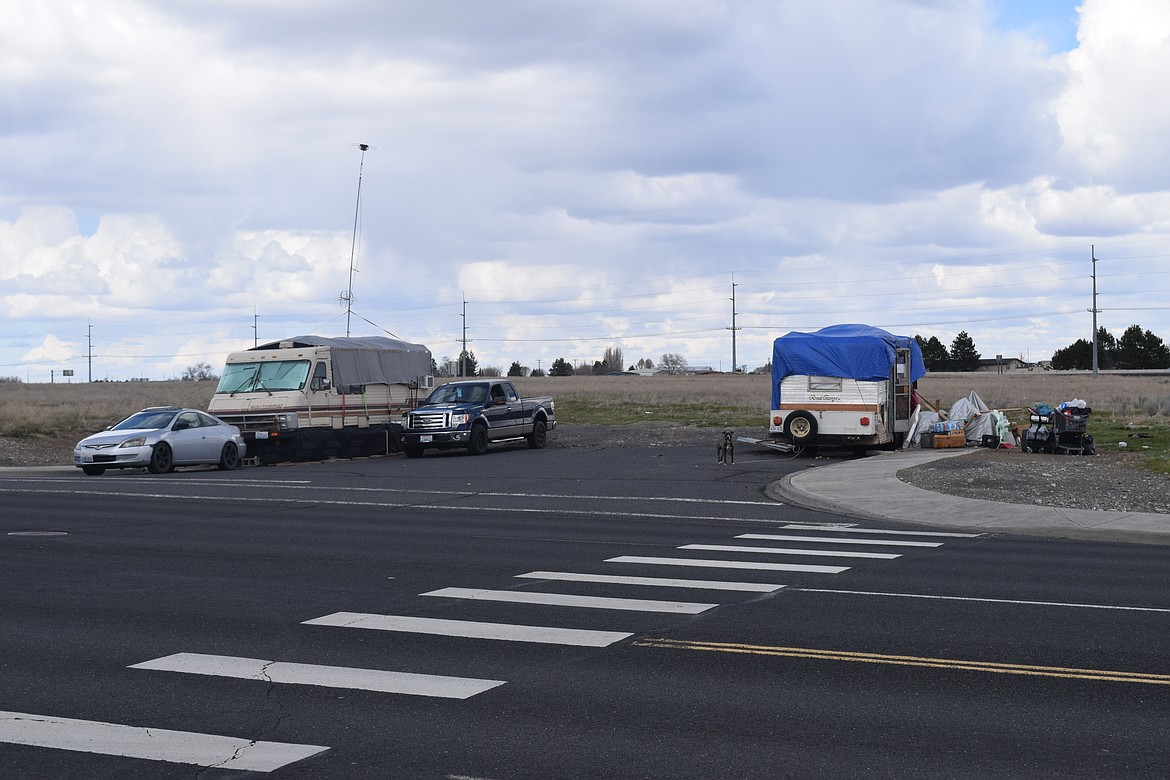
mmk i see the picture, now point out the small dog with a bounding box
[717,429,735,464]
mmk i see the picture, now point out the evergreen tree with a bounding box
[948,331,981,372]
[549,357,574,376]
[1116,325,1170,369]
[507,361,526,377]
[457,350,479,377]
[1050,339,1093,370]
[915,335,950,371]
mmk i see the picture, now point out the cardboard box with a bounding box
[933,430,967,449]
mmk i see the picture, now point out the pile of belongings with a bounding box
[903,391,1017,450]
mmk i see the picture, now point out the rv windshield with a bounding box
[214,360,312,395]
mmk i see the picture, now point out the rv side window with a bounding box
[807,376,842,392]
[310,362,330,392]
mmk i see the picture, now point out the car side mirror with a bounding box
[174,421,190,431]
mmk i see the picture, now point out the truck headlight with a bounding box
[276,413,299,430]
[450,413,470,426]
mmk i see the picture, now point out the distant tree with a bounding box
[1050,339,1093,370]
[549,357,574,377]
[948,332,981,372]
[601,346,624,373]
[457,350,479,377]
[635,357,654,369]
[479,365,502,377]
[0,376,23,383]
[751,362,771,375]
[915,334,951,371]
[529,367,546,377]
[435,356,454,377]
[507,361,528,377]
[181,362,218,381]
[1096,327,1118,369]
[1116,324,1170,369]
[659,353,687,374]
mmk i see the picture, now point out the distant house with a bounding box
[975,357,1033,373]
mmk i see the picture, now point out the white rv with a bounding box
[769,324,925,450]
[207,335,432,463]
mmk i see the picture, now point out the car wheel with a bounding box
[403,446,425,458]
[219,441,240,470]
[466,423,489,455]
[81,465,106,476]
[148,442,174,474]
[784,411,817,444]
[527,419,548,449]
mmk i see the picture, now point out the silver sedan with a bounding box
[73,406,247,475]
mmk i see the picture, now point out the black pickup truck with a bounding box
[400,379,556,457]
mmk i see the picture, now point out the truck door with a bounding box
[307,360,332,422]
[484,383,515,436]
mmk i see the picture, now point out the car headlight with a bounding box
[119,437,147,448]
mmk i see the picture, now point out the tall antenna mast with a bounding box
[1090,245,1099,376]
[341,143,373,337]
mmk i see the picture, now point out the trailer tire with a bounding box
[467,423,490,455]
[784,412,817,444]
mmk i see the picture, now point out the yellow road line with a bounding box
[634,638,1170,685]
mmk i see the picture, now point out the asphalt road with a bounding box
[2,441,1169,778]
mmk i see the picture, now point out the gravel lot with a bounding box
[5,424,1167,515]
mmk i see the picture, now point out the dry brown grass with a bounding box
[0,380,216,437]
[3,371,1169,438]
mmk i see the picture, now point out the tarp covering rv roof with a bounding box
[771,324,926,408]
[252,335,432,388]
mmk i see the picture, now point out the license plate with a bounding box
[420,435,432,443]
[255,432,269,439]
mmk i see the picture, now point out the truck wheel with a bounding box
[219,442,240,470]
[148,442,174,474]
[81,465,106,476]
[467,423,489,455]
[784,412,817,444]
[527,419,548,449]
[404,446,425,458]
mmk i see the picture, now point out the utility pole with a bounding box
[1090,245,1099,376]
[253,308,259,347]
[461,295,469,377]
[727,275,741,373]
[87,320,93,383]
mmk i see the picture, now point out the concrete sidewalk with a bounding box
[768,447,1170,544]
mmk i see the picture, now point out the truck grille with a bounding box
[408,412,449,430]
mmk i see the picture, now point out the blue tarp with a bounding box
[771,324,926,408]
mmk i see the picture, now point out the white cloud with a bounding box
[2,0,1169,380]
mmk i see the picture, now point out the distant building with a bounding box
[975,357,1033,373]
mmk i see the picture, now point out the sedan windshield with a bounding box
[214,360,311,394]
[112,410,178,431]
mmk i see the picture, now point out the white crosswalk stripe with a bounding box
[130,653,505,699]
[679,544,901,560]
[737,533,943,547]
[303,612,633,646]
[421,586,717,613]
[516,571,786,593]
[606,555,849,574]
[0,710,328,772]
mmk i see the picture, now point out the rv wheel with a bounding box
[785,412,817,444]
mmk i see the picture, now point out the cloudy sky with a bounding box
[3,0,1169,381]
